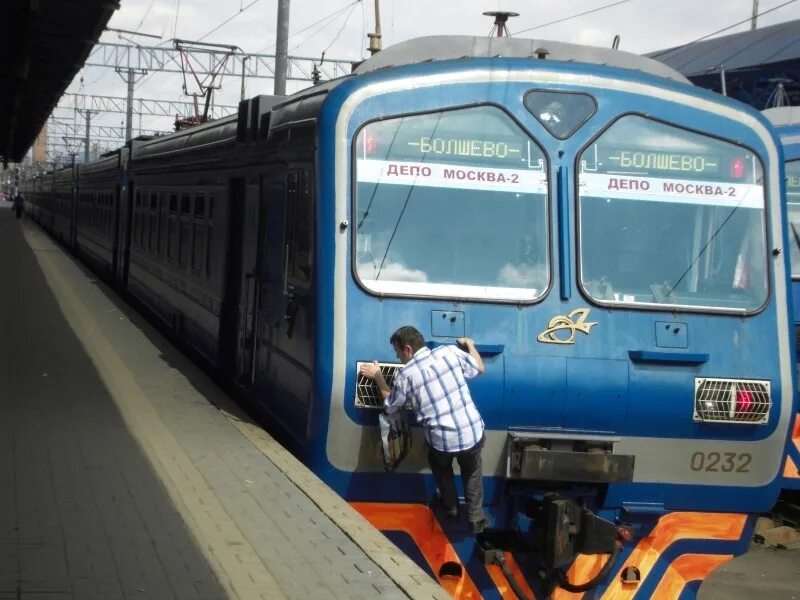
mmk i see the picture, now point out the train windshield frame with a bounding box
[785,159,800,280]
[576,114,768,313]
[352,105,550,302]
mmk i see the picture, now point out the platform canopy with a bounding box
[0,0,119,163]
[648,19,800,109]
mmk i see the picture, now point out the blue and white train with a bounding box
[25,36,796,598]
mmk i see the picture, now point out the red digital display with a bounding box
[730,157,745,179]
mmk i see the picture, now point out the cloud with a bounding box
[54,0,796,155]
[358,259,429,283]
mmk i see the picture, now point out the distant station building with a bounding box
[649,18,800,109]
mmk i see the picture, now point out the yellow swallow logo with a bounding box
[537,308,597,344]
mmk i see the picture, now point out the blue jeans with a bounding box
[427,436,485,524]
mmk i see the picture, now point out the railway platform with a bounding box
[0,204,448,600]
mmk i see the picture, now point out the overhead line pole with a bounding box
[76,109,99,163]
[115,67,149,142]
[368,0,382,55]
[274,0,290,95]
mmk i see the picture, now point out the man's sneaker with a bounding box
[442,507,458,520]
[469,517,488,534]
[432,492,458,520]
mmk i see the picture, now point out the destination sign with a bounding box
[607,150,720,176]
[577,142,758,181]
[405,136,524,161]
[359,128,542,170]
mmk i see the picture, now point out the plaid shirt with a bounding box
[385,345,484,452]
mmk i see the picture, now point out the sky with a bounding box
[49,0,800,159]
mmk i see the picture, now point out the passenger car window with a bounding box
[354,105,549,301]
[577,115,767,311]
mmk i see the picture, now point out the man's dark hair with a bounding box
[390,325,425,352]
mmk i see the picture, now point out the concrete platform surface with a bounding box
[698,545,799,600]
[0,207,449,600]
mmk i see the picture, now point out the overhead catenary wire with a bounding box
[258,1,360,54]
[514,0,633,35]
[198,0,263,42]
[321,1,361,56]
[172,0,181,39]
[128,2,358,114]
[133,0,159,34]
[360,0,367,59]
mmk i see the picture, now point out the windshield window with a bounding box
[786,160,800,279]
[577,115,767,311]
[354,106,549,301]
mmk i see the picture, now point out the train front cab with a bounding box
[763,106,800,492]
[314,56,795,598]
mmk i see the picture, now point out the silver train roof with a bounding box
[353,35,690,84]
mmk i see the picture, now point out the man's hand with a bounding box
[456,337,484,374]
[359,360,383,380]
[360,361,391,399]
[456,337,475,349]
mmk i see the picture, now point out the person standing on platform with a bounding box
[13,192,24,219]
[359,325,489,534]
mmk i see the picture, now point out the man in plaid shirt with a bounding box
[359,325,488,534]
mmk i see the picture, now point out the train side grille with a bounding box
[693,378,771,424]
[354,362,402,408]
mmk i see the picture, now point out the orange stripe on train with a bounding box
[597,512,746,599]
[551,554,611,600]
[484,552,537,600]
[352,502,482,599]
[353,505,746,600]
[784,455,800,479]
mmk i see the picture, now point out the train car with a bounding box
[74,150,127,279]
[763,105,800,493]
[20,170,49,222]
[24,166,73,242]
[25,35,796,598]
[313,37,794,598]
[124,109,280,369]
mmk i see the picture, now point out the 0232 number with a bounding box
[690,451,751,473]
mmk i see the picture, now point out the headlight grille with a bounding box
[694,378,771,424]
[354,362,402,408]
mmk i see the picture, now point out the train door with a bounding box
[119,181,133,288]
[219,177,246,380]
[112,181,121,281]
[252,179,286,387]
[69,181,77,248]
[229,180,261,387]
[253,166,314,441]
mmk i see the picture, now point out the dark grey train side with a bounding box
[23,88,331,444]
[74,151,127,275]
[123,90,322,396]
